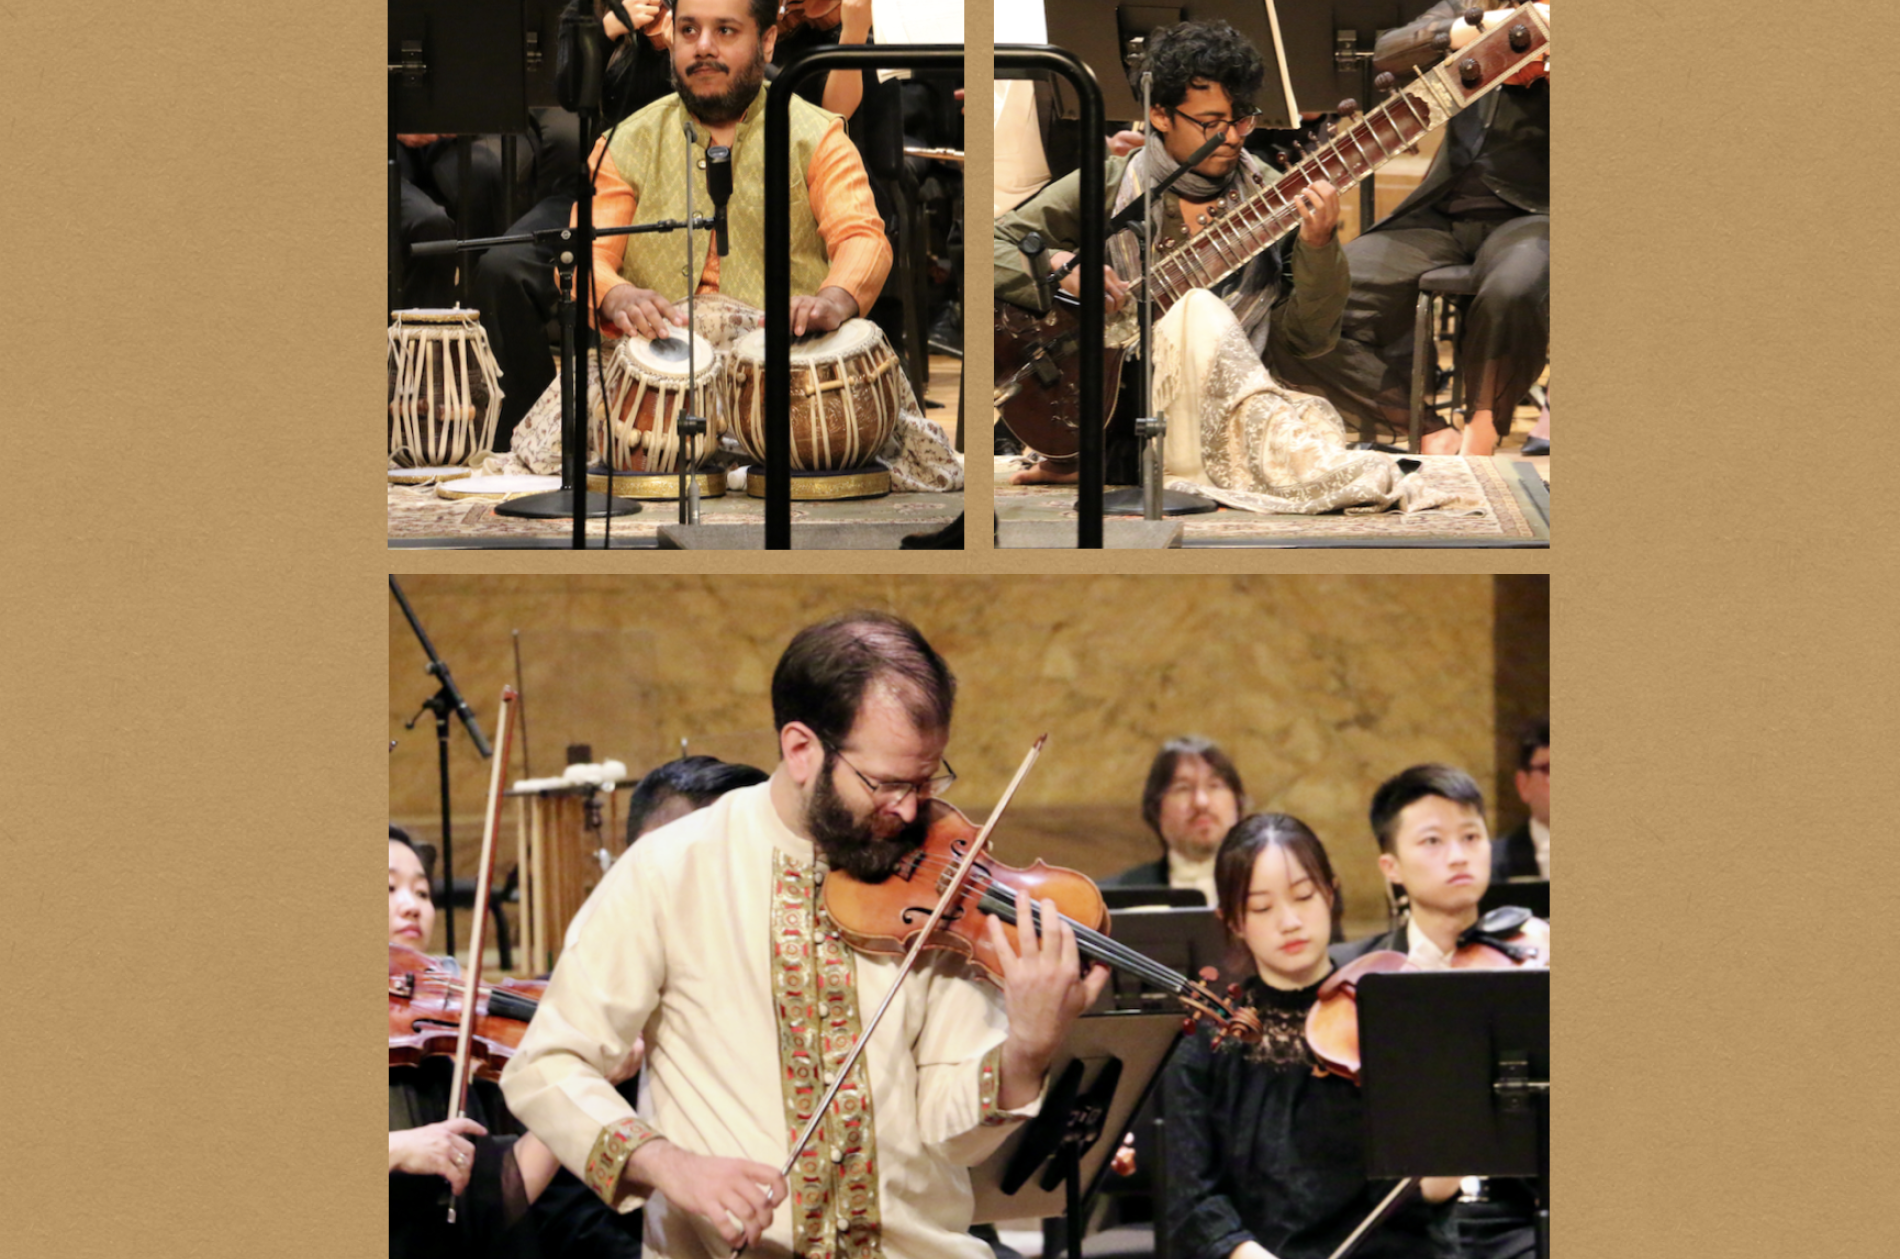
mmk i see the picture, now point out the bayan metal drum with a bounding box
[726,319,900,470]
[597,331,722,473]
[388,309,503,468]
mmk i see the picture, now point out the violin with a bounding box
[822,798,1263,1046]
[1304,904,1549,1085]
[388,944,546,1082]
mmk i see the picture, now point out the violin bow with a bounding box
[1325,1177,1419,1259]
[730,734,1049,1258]
[446,684,520,1223]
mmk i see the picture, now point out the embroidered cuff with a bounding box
[978,1043,1028,1127]
[584,1115,664,1204]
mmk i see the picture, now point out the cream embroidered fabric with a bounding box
[481,296,962,494]
[499,783,1035,1259]
[1152,290,1480,516]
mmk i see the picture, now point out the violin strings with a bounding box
[882,851,1201,996]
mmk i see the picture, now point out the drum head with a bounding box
[731,317,883,365]
[389,466,475,486]
[391,308,482,326]
[435,474,561,501]
[618,329,719,382]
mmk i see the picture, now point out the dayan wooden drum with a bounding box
[726,319,901,470]
[596,330,723,473]
[388,309,503,468]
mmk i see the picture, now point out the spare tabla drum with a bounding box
[388,309,503,468]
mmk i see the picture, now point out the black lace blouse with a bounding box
[1160,974,1455,1259]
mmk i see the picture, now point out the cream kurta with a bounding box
[501,783,1036,1259]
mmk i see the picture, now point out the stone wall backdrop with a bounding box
[390,575,1543,953]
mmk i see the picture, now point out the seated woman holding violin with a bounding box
[389,828,641,1259]
[1162,814,1462,1259]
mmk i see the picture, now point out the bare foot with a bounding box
[1459,410,1499,458]
[1009,459,1080,485]
[1420,428,1461,456]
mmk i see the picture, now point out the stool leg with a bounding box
[1409,290,1433,453]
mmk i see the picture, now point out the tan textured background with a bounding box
[391,574,1542,943]
[7,1,1900,1257]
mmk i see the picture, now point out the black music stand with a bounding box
[388,0,529,311]
[970,1010,1185,1259]
[1358,969,1551,1259]
[1480,878,1550,920]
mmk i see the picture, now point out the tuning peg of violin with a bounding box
[1373,71,1395,95]
[1199,966,1220,983]
[1182,1017,1198,1035]
[1228,982,1243,999]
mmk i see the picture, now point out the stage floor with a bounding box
[993,454,1548,547]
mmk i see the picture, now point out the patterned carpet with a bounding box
[994,455,1546,545]
[389,480,963,545]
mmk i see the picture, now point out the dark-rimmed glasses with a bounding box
[824,741,957,806]
[1167,107,1262,141]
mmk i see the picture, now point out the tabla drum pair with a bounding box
[387,309,502,483]
[726,319,901,497]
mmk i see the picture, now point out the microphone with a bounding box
[1020,231,1055,294]
[706,145,732,258]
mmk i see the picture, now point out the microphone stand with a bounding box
[1101,74,1214,520]
[390,576,492,956]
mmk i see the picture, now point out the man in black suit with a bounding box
[1103,737,1249,905]
[1492,717,1548,883]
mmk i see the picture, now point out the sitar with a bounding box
[993,4,1551,458]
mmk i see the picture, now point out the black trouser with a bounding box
[1275,208,1549,439]
[393,139,509,311]
[471,195,572,451]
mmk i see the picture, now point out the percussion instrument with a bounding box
[389,466,474,487]
[388,309,503,468]
[597,330,723,473]
[726,319,901,470]
[435,474,561,502]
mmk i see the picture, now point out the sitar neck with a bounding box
[1128,3,1549,314]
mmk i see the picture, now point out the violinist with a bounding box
[1332,765,1549,1259]
[1332,764,1550,971]
[1163,814,1460,1259]
[389,828,638,1259]
[501,611,1109,1258]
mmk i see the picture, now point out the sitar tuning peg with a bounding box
[1373,71,1396,95]
[1462,5,1486,27]
[1336,98,1359,117]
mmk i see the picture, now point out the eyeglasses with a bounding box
[1168,107,1262,141]
[824,740,957,807]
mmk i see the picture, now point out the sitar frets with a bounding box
[1139,76,1449,310]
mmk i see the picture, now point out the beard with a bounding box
[805,756,931,883]
[674,44,767,127]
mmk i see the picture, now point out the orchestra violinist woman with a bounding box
[1162,814,1461,1259]
[389,829,639,1259]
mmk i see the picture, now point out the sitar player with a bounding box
[994,21,1471,516]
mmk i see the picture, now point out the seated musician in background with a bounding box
[389,828,561,1258]
[502,611,1106,1257]
[1164,814,1458,1259]
[773,0,876,120]
[1333,764,1550,1259]
[994,23,1464,515]
[1493,717,1549,882]
[624,754,771,843]
[1273,2,1550,457]
[474,0,677,451]
[390,826,646,1259]
[1103,735,1248,903]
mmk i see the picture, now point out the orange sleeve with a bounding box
[804,119,891,315]
[576,139,638,322]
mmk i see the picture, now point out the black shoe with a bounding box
[1521,436,1549,456]
[927,302,962,357]
[994,423,1022,457]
